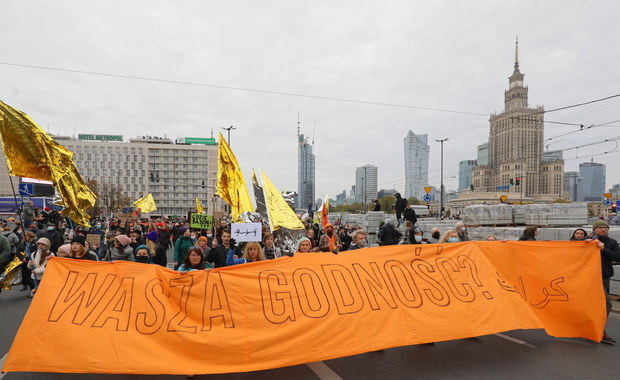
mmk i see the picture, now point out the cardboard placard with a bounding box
[190,213,213,230]
[86,234,102,248]
[230,222,262,242]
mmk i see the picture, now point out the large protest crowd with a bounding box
[1,199,619,345]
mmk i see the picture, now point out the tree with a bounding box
[407,197,422,205]
[553,198,571,203]
[90,181,131,215]
[379,195,396,213]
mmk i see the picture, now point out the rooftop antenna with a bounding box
[514,36,520,71]
[297,110,301,137]
[210,128,213,138]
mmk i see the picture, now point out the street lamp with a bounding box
[435,138,449,219]
[221,125,237,146]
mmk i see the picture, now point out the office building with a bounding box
[296,118,315,210]
[579,161,606,201]
[477,143,489,166]
[355,164,378,204]
[404,131,430,200]
[53,134,223,216]
[458,160,477,191]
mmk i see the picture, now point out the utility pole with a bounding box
[435,138,449,219]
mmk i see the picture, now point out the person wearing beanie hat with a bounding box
[68,234,97,261]
[27,236,55,293]
[144,232,167,267]
[103,235,134,261]
[590,219,620,345]
[36,237,51,250]
[134,244,152,264]
[296,237,312,253]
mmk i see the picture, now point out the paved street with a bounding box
[1,286,618,380]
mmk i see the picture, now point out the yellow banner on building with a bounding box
[2,241,606,375]
[133,193,157,213]
[0,101,96,226]
[261,169,304,231]
[215,132,253,221]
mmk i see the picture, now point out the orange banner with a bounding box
[2,241,606,375]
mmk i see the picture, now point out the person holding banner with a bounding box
[173,227,193,270]
[68,235,98,261]
[262,233,281,259]
[145,231,167,267]
[178,247,210,271]
[242,242,267,263]
[296,237,312,253]
[206,229,240,268]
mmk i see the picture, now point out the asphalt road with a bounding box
[1,284,619,380]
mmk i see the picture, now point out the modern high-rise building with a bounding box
[355,164,378,204]
[404,131,429,200]
[458,160,477,191]
[579,161,606,201]
[564,171,582,202]
[296,117,315,210]
[477,143,489,166]
[472,39,564,200]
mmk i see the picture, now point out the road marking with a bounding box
[494,333,536,348]
[306,361,343,380]
[0,352,7,379]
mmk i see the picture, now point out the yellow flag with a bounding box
[260,169,304,231]
[215,132,253,221]
[133,193,157,213]
[195,197,204,214]
[0,101,96,227]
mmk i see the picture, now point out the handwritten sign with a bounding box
[190,213,213,230]
[86,234,102,248]
[231,222,262,242]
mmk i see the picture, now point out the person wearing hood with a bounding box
[104,235,133,261]
[296,237,312,253]
[134,244,152,264]
[145,231,167,267]
[68,235,98,261]
[393,193,407,227]
[174,227,193,270]
[378,219,402,246]
[455,222,470,242]
[318,223,342,253]
[41,223,63,253]
[348,230,368,251]
[409,226,428,244]
[27,237,54,296]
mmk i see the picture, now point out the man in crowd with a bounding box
[378,219,402,246]
[590,220,620,345]
[393,193,407,227]
[318,223,342,253]
[403,204,418,226]
[455,222,470,242]
[206,229,240,268]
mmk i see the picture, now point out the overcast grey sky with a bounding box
[2,1,619,201]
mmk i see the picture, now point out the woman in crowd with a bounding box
[262,233,282,259]
[27,237,53,297]
[145,231,167,267]
[174,227,193,270]
[104,235,133,261]
[242,242,267,263]
[178,247,210,271]
[439,230,460,243]
[16,230,37,294]
[134,245,152,264]
[306,228,318,250]
[68,235,98,261]
[570,228,587,241]
[519,226,538,241]
[410,226,428,244]
[197,236,210,258]
[296,237,313,253]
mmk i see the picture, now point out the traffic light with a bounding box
[470,184,474,191]
[515,177,521,186]
[509,178,514,186]
[612,203,617,213]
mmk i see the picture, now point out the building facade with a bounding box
[404,131,429,200]
[579,161,606,201]
[458,160,477,192]
[564,171,582,202]
[53,134,223,217]
[355,164,378,204]
[297,132,315,210]
[472,40,565,201]
[477,142,489,166]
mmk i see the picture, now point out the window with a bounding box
[131,148,135,155]
[77,146,82,153]
[85,146,90,153]
[116,147,120,154]
[108,147,112,154]
[123,147,128,154]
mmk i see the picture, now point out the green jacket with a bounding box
[174,236,194,268]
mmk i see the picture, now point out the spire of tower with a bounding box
[297,110,300,137]
[514,36,519,72]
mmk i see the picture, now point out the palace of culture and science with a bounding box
[471,40,565,202]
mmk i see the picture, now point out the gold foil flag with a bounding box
[133,193,157,213]
[260,169,304,231]
[0,101,96,227]
[195,197,204,214]
[215,132,253,222]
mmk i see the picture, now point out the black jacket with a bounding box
[403,208,417,224]
[378,224,402,246]
[206,245,241,268]
[599,235,620,279]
